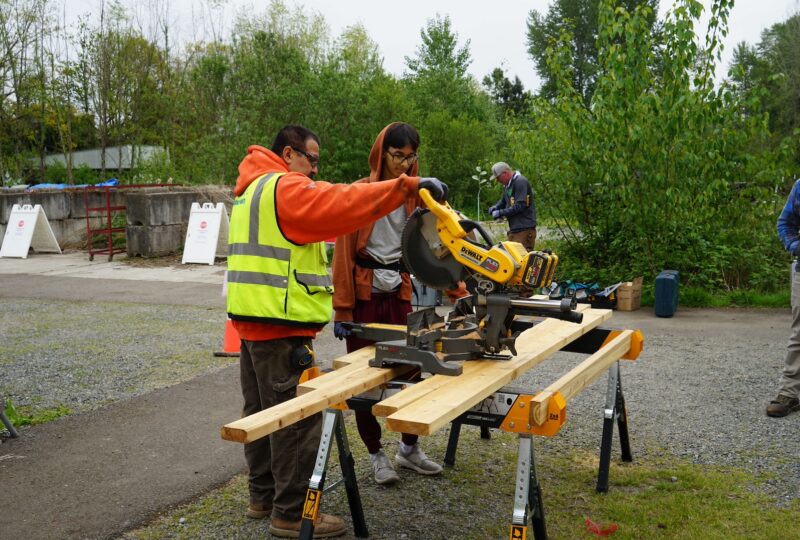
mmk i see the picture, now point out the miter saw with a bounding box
[346,188,583,376]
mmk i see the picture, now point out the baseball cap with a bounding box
[490,162,511,180]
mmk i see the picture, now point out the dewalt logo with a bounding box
[459,245,484,264]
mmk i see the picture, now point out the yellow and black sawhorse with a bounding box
[297,326,641,540]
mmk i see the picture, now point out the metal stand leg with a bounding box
[444,421,462,467]
[300,409,369,539]
[333,410,369,538]
[596,362,632,493]
[1,399,18,438]
[510,435,547,540]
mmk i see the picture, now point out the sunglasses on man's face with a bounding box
[291,147,319,167]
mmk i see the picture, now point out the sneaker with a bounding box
[246,502,271,519]
[370,449,400,485]
[269,513,345,538]
[395,444,443,476]
[766,395,800,417]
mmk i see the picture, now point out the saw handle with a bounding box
[458,220,495,248]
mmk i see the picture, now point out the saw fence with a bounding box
[221,306,643,539]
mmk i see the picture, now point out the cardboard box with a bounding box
[616,276,643,311]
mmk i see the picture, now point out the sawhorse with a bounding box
[298,408,369,540]
[444,360,633,539]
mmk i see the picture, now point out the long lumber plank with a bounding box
[297,361,414,396]
[530,330,633,426]
[383,308,612,436]
[372,304,594,417]
[331,346,375,369]
[221,363,409,443]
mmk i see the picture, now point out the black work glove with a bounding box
[333,321,352,340]
[418,177,448,202]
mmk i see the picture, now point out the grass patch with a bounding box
[666,287,789,308]
[3,399,71,427]
[123,417,799,539]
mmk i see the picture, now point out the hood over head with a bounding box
[234,145,289,196]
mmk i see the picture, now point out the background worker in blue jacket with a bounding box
[772,178,800,417]
[488,162,537,250]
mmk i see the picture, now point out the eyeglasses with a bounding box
[385,151,418,167]
[291,147,319,167]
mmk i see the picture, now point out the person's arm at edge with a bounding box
[778,180,800,255]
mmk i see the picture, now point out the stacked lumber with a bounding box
[221,306,618,444]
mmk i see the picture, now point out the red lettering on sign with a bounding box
[18,220,24,227]
[200,221,207,229]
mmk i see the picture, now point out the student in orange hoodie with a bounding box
[331,122,462,486]
[227,124,447,538]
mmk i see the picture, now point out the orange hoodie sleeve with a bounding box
[275,173,421,245]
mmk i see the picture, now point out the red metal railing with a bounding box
[83,184,177,262]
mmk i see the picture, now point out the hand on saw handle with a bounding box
[333,321,352,340]
[418,177,448,202]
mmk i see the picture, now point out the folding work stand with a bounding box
[299,327,635,540]
[444,361,632,539]
[299,409,369,540]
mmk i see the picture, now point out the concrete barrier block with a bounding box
[49,218,91,248]
[126,191,197,226]
[28,192,71,220]
[126,224,183,257]
[0,193,32,224]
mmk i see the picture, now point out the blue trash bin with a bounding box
[655,270,679,317]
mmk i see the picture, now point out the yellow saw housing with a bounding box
[418,189,558,289]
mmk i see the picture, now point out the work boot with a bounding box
[370,449,400,485]
[395,444,443,476]
[766,394,800,417]
[246,502,271,519]
[269,513,345,538]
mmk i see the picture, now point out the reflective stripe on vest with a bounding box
[226,172,332,327]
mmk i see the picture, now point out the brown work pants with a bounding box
[507,228,537,251]
[240,338,322,521]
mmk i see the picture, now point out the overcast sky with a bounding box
[62,0,800,91]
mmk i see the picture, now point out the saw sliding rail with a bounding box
[297,326,642,540]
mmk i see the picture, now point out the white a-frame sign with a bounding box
[181,202,229,265]
[0,204,62,258]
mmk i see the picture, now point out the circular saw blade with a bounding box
[402,208,466,290]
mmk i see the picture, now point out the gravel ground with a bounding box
[0,298,229,416]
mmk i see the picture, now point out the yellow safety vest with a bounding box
[226,172,332,327]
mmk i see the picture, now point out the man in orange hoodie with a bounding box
[227,125,447,538]
[331,123,464,486]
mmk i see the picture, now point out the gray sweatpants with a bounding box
[782,263,800,398]
[240,338,322,521]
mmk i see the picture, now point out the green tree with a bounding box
[526,0,660,106]
[728,14,800,146]
[511,0,798,291]
[482,67,532,116]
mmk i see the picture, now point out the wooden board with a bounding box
[221,308,613,443]
[529,330,633,426]
[221,363,410,443]
[382,308,612,436]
